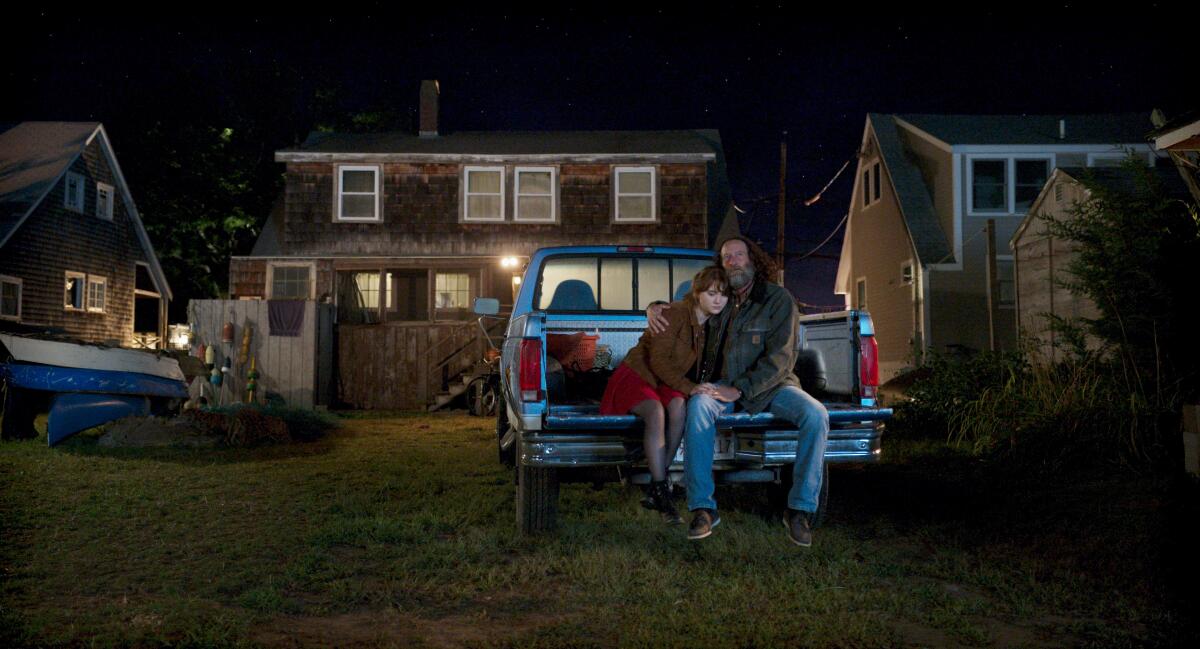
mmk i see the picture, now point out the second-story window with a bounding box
[971,160,1008,212]
[613,166,656,222]
[64,172,85,212]
[464,166,505,222]
[514,167,556,222]
[336,165,381,222]
[1014,159,1050,212]
[96,182,115,220]
[87,275,107,313]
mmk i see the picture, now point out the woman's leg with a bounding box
[665,396,686,470]
[630,399,667,481]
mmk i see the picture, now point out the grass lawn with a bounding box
[1,413,1196,648]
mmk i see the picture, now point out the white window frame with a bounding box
[514,166,557,223]
[95,182,115,220]
[265,261,316,300]
[64,172,85,213]
[855,276,868,311]
[463,166,506,222]
[966,155,1054,216]
[334,165,382,222]
[86,275,107,313]
[863,159,881,209]
[613,166,657,223]
[64,271,86,311]
[0,274,22,321]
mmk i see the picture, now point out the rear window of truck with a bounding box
[536,255,711,312]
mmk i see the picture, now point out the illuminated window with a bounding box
[64,271,86,310]
[464,167,504,222]
[336,165,381,221]
[515,167,556,222]
[87,276,107,313]
[435,273,470,309]
[613,167,656,222]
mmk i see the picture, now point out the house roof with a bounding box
[0,121,172,300]
[1011,165,1191,248]
[277,129,721,160]
[868,114,952,264]
[0,122,101,246]
[895,113,1153,146]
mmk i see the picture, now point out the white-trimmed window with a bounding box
[968,156,1052,215]
[268,263,315,300]
[87,275,107,313]
[464,166,505,222]
[95,182,115,220]
[64,271,86,310]
[900,260,913,286]
[863,160,881,208]
[0,275,21,321]
[855,277,867,310]
[64,172,85,212]
[434,272,471,310]
[514,167,556,222]
[335,165,382,222]
[613,166,656,222]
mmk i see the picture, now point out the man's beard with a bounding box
[727,263,755,289]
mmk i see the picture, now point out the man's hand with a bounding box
[711,385,741,403]
[645,302,670,335]
[690,383,718,397]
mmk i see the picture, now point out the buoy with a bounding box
[204,345,215,369]
[210,367,223,386]
[222,321,235,344]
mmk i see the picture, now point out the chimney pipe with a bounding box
[1058,119,1066,140]
[419,80,439,137]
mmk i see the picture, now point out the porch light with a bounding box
[512,276,522,285]
[500,256,520,269]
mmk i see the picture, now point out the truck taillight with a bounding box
[859,334,879,400]
[519,339,544,402]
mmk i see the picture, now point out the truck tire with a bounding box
[517,457,559,534]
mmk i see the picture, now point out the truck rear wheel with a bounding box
[517,458,559,534]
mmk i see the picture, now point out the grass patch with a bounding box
[1,414,1195,647]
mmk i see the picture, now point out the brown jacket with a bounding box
[622,297,706,395]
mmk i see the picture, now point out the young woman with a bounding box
[599,266,731,523]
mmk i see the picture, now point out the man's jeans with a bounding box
[684,386,829,513]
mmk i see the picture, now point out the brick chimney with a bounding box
[419,80,439,137]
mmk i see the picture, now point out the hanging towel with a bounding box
[268,300,305,337]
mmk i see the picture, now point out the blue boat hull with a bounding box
[1,363,187,445]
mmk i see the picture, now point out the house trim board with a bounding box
[275,152,715,163]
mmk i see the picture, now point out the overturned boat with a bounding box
[0,333,187,445]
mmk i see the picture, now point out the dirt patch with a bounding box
[98,416,220,448]
[253,591,578,648]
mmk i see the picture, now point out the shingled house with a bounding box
[835,113,1156,380]
[229,81,734,408]
[0,122,171,346]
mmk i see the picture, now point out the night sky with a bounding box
[5,9,1191,308]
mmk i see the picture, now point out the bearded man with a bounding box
[647,236,829,546]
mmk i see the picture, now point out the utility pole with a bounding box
[985,219,998,352]
[776,132,787,284]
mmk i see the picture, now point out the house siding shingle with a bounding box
[0,139,146,343]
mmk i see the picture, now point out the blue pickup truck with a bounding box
[477,246,892,533]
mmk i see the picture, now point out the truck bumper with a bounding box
[519,422,884,468]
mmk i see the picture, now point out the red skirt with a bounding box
[600,364,686,415]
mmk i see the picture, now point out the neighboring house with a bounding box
[229,81,735,408]
[1011,166,1189,362]
[0,122,171,347]
[1150,109,1200,203]
[835,113,1156,380]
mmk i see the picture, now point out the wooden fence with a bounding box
[337,321,483,410]
[188,300,334,408]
